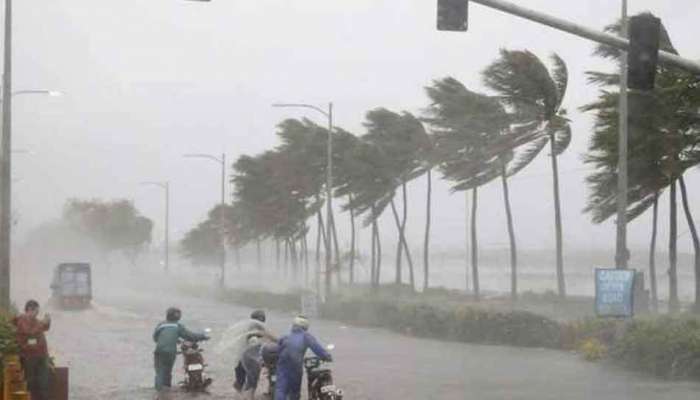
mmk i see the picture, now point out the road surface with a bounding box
[33,274,700,400]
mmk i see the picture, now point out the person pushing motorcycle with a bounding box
[152,307,209,391]
[231,310,277,394]
[275,315,333,400]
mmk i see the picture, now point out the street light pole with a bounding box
[616,0,629,269]
[272,102,334,298]
[184,153,227,287]
[220,152,226,281]
[140,181,170,272]
[0,0,13,309]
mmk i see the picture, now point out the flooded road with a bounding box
[38,276,700,400]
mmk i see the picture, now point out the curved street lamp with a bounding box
[183,153,227,287]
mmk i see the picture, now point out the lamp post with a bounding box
[140,181,170,273]
[0,0,62,309]
[272,102,333,298]
[184,153,226,287]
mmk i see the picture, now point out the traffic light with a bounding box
[437,0,468,32]
[627,14,661,91]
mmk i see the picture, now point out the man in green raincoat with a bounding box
[152,307,209,391]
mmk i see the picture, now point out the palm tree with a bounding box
[482,49,572,298]
[425,74,551,300]
[424,77,511,300]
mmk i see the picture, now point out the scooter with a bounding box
[179,329,212,392]
[304,345,343,400]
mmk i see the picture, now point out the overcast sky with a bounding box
[12,0,700,260]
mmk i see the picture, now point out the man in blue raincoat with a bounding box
[275,315,333,400]
[152,307,209,391]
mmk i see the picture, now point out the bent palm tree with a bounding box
[482,49,572,298]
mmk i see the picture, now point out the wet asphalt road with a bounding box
[37,277,700,400]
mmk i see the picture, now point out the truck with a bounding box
[50,262,92,309]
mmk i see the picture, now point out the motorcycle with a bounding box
[304,345,343,400]
[179,329,212,392]
[260,342,279,400]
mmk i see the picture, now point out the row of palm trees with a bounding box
[182,48,574,301]
[181,14,700,310]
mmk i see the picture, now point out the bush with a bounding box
[560,317,622,350]
[610,316,700,379]
[0,310,18,356]
[321,297,561,348]
[579,338,607,361]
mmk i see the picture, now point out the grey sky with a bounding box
[13,0,700,256]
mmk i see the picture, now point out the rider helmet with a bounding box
[166,307,182,322]
[293,315,310,330]
[251,309,266,323]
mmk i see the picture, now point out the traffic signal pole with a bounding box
[466,0,700,75]
[616,0,629,269]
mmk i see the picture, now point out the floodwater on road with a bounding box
[37,277,700,400]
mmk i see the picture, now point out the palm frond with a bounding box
[506,136,548,177]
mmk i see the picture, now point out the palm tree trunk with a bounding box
[471,188,480,301]
[402,181,416,289]
[256,238,262,269]
[390,199,415,291]
[315,211,323,294]
[679,176,700,313]
[500,167,518,302]
[317,210,330,290]
[423,169,432,291]
[376,219,383,286]
[649,192,659,313]
[330,208,340,262]
[283,239,289,277]
[303,230,310,289]
[372,206,383,287]
[549,135,565,298]
[349,195,356,285]
[392,198,402,284]
[329,210,342,282]
[234,245,241,269]
[289,239,297,281]
[669,180,680,313]
[371,210,377,288]
[275,239,280,271]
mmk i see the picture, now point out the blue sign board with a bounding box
[595,268,635,317]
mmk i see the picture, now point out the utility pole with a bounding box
[615,0,629,269]
[0,0,13,309]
